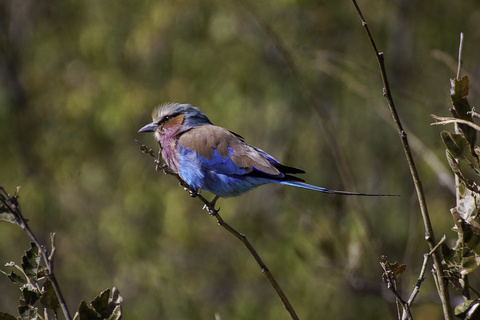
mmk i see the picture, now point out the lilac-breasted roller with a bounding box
[139,103,394,205]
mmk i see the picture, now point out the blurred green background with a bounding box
[1,0,479,319]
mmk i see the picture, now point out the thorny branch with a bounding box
[0,186,72,320]
[136,140,299,320]
[350,1,453,319]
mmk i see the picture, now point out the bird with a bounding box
[139,103,395,207]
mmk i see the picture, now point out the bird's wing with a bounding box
[177,125,284,177]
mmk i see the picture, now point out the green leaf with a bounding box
[0,312,18,320]
[75,288,123,320]
[91,288,110,315]
[445,149,461,174]
[40,279,60,310]
[106,288,122,320]
[441,242,455,263]
[441,228,480,276]
[76,300,99,320]
[442,131,465,159]
[4,270,27,285]
[461,253,480,275]
[450,76,477,149]
[91,288,123,319]
[455,299,480,320]
[21,284,41,306]
[106,305,121,320]
[21,243,40,281]
[17,305,38,320]
[441,132,479,173]
[464,224,480,255]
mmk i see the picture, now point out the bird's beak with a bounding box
[138,122,158,133]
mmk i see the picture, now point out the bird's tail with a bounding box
[280,181,399,197]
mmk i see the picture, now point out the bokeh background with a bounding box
[1,0,480,319]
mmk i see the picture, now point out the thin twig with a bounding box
[350,1,453,319]
[403,235,446,320]
[0,187,72,320]
[456,33,464,81]
[469,110,480,120]
[431,115,480,131]
[380,261,413,320]
[136,140,299,320]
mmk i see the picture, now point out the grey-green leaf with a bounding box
[40,279,60,310]
[21,243,40,281]
[17,305,38,320]
[450,76,477,150]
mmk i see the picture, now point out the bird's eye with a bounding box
[157,116,170,125]
[161,113,181,124]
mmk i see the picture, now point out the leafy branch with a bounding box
[0,187,122,320]
[0,187,70,320]
[431,58,480,318]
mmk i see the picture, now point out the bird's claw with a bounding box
[154,160,167,172]
[202,204,219,215]
[188,189,199,198]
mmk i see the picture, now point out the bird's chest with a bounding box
[156,130,183,171]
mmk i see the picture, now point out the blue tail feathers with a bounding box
[280,181,399,197]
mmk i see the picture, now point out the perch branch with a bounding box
[136,140,299,320]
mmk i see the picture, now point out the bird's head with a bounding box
[138,103,212,136]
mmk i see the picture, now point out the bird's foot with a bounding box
[203,195,220,215]
[203,204,219,215]
[188,189,199,198]
[154,160,167,171]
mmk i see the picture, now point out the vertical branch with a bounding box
[350,1,453,319]
[454,32,470,302]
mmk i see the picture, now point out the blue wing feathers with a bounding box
[174,124,388,197]
[175,141,307,197]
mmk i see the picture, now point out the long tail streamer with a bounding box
[281,181,399,197]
